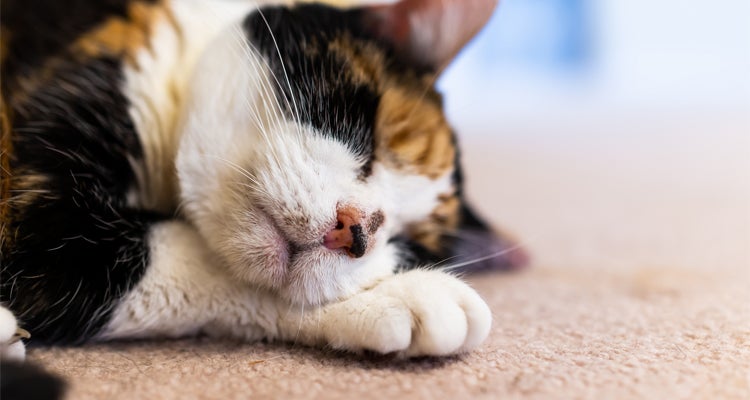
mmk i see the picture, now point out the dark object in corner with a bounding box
[0,360,66,400]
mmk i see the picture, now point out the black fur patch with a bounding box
[243,5,383,171]
[2,55,161,343]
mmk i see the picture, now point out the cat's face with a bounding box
[177,0,516,306]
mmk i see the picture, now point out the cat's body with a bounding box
[0,0,525,360]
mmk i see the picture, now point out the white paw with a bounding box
[320,270,492,357]
[0,306,28,361]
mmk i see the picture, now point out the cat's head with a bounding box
[177,0,527,306]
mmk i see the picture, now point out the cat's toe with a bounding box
[377,270,493,357]
[0,306,28,361]
[410,275,491,356]
[405,297,469,356]
[456,284,493,352]
[361,305,413,354]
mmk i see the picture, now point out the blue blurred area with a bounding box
[473,0,590,70]
[439,0,750,131]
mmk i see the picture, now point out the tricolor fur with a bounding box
[0,0,525,358]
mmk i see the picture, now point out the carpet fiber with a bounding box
[27,115,750,399]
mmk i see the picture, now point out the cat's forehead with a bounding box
[242,5,455,179]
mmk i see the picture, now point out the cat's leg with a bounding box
[1,200,167,344]
[0,306,28,361]
[101,221,492,356]
[277,269,492,357]
[96,220,277,342]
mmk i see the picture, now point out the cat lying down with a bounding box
[0,0,527,363]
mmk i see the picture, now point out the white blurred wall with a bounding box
[594,0,750,110]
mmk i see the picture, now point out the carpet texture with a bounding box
[26,114,750,399]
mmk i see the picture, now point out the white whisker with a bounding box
[256,9,304,137]
[441,239,530,272]
[199,154,272,197]
[224,26,286,168]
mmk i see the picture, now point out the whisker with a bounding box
[255,9,305,137]
[403,62,448,123]
[427,254,462,269]
[441,240,530,272]
[224,26,286,167]
[220,6,317,178]
[199,154,273,197]
[294,302,305,346]
[195,4,288,171]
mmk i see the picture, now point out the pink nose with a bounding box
[323,205,368,258]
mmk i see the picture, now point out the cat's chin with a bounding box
[280,248,351,307]
[218,210,293,291]
[225,211,376,307]
[224,234,350,307]
[276,243,398,308]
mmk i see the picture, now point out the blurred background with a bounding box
[438,0,750,271]
[442,0,750,120]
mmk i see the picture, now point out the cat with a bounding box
[0,0,527,362]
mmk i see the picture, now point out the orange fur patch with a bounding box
[328,37,385,87]
[332,35,460,246]
[72,0,166,66]
[375,86,454,179]
[326,35,455,179]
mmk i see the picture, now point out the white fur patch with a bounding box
[123,0,282,212]
[0,306,26,361]
[98,221,278,341]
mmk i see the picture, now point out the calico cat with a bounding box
[0,0,526,361]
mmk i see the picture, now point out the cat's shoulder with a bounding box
[1,0,171,97]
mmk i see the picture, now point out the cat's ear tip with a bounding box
[362,0,500,71]
[499,243,531,271]
[490,228,532,271]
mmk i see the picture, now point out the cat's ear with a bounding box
[400,200,529,274]
[361,0,498,71]
[448,202,529,273]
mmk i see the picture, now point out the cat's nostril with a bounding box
[323,205,368,258]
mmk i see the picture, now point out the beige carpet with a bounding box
[28,112,750,399]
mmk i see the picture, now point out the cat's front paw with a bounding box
[318,270,492,357]
[0,306,28,361]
